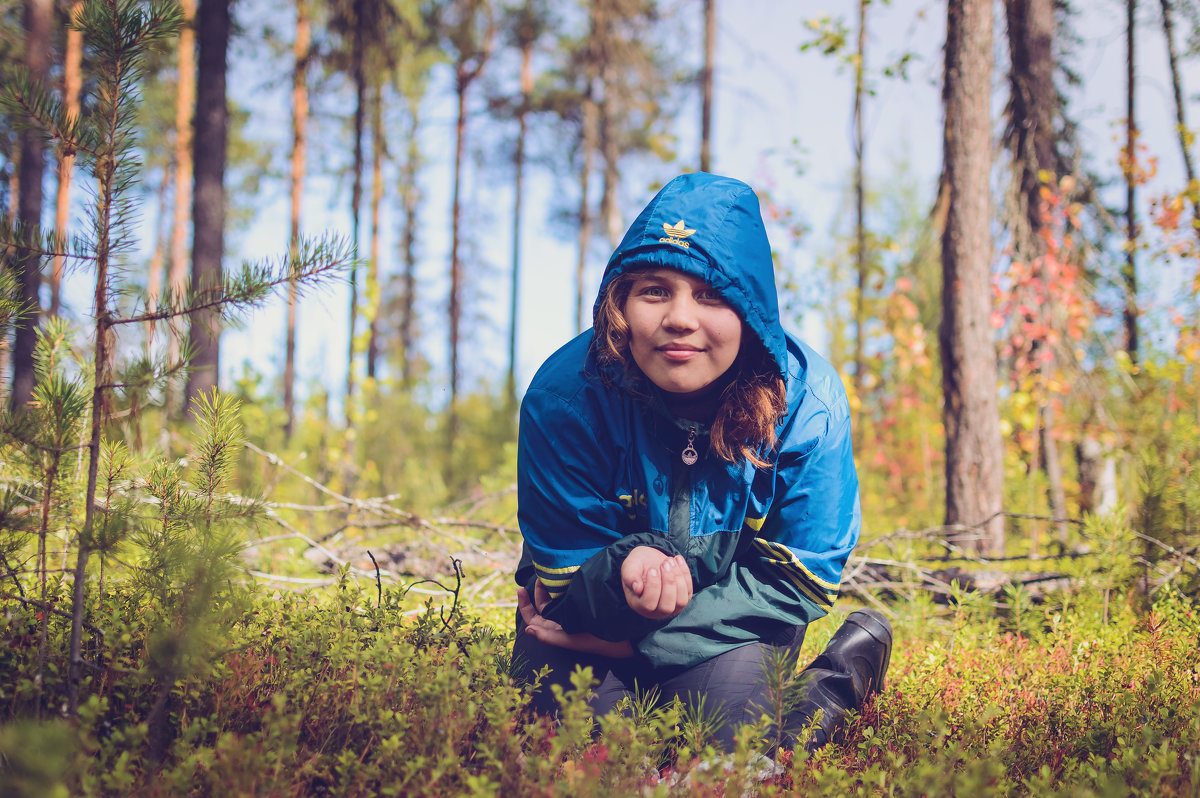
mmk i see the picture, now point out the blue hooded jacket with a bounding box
[516,173,860,669]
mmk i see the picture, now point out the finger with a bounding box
[527,625,578,650]
[638,565,662,615]
[517,587,539,626]
[533,580,552,613]
[656,559,678,615]
[527,615,564,633]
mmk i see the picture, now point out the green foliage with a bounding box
[4,579,1200,796]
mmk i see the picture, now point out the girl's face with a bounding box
[622,269,743,398]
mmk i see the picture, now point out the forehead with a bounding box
[628,269,713,290]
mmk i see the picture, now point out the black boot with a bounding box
[786,609,893,750]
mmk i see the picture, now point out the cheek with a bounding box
[713,314,743,350]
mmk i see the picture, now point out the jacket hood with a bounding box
[593,172,786,379]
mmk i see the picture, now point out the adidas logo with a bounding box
[659,220,696,249]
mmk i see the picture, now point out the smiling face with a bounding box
[621,269,743,399]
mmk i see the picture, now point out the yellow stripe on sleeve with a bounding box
[751,538,839,608]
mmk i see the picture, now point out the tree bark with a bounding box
[346,0,365,425]
[450,74,467,408]
[700,0,714,173]
[284,0,310,439]
[51,0,84,318]
[1160,0,1200,252]
[507,36,533,407]
[1006,0,1069,541]
[574,3,599,334]
[941,0,1004,554]
[1126,0,1139,360]
[185,0,230,408]
[853,0,867,402]
[169,0,197,409]
[10,0,52,412]
[145,165,171,345]
[367,83,384,380]
[447,0,493,427]
[399,99,420,388]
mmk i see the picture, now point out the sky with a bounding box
[92,0,1200,410]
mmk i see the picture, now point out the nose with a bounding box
[661,294,699,332]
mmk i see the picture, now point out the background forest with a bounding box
[2,0,1200,795]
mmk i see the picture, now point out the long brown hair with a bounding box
[592,271,788,468]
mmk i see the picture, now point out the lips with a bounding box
[658,344,703,362]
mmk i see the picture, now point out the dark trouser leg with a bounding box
[657,626,807,751]
[510,611,631,716]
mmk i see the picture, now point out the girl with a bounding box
[512,173,891,750]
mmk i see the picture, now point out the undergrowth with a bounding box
[2,572,1199,796]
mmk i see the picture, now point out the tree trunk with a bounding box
[10,0,52,412]
[145,165,171,345]
[575,5,599,334]
[367,83,384,380]
[1160,0,1200,254]
[507,39,532,407]
[1126,0,1139,360]
[399,100,420,387]
[284,0,310,439]
[700,0,714,173]
[347,0,365,426]
[450,73,467,410]
[169,0,197,410]
[940,0,1003,554]
[853,0,867,402]
[185,0,230,408]
[597,6,621,249]
[51,0,84,318]
[575,102,596,335]
[1006,0,1069,541]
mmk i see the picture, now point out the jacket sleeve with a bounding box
[517,386,678,641]
[635,389,861,664]
[747,396,859,617]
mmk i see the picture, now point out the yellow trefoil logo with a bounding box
[659,220,696,249]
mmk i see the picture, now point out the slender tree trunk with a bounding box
[367,84,384,380]
[575,102,595,334]
[51,0,84,318]
[10,0,53,412]
[450,73,467,412]
[346,1,365,426]
[399,101,420,387]
[145,165,172,345]
[941,0,1003,555]
[1126,0,1139,360]
[508,40,532,408]
[599,88,622,246]
[700,0,714,172]
[1160,0,1200,251]
[284,0,310,439]
[597,8,621,248]
[184,0,230,408]
[853,0,867,402]
[575,6,599,334]
[169,0,197,410]
[69,91,120,713]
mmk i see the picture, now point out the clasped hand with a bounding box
[517,546,692,654]
[620,546,693,619]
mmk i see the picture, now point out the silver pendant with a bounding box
[682,428,698,465]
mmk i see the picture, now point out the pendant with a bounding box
[682,427,698,465]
